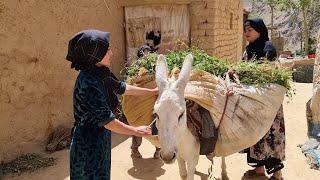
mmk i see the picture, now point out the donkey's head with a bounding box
[154,54,193,164]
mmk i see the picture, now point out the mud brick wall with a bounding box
[0,0,243,163]
[0,0,126,163]
[190,0,243,63]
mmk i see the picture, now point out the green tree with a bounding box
[271,0,319,55]
[282,0,320,55]
[250,0,320,55]
[250,0,283,36]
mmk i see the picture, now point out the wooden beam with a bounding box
[119,0,191,7]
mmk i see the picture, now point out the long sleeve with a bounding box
[83,76,116,126]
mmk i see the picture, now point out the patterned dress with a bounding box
[246,105,286,174]
[70,71,125,180]
[241,25,285,173]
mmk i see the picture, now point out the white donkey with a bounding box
[154,54,227,180]
[154,54,199,180]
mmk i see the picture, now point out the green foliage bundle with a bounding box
[124,48,293,96]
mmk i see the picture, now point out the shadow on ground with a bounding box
[127,157,165,180]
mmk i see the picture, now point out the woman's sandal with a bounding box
[269,176,283,180]
[243,169,266,178]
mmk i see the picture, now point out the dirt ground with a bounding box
[3,83,320,180]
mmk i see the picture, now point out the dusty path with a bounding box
[3,83,319,180]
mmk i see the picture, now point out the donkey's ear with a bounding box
[176,54,193,90]
[156,54,168,91]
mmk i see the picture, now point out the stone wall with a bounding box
[314,32,320,87]
[190,0,243,63]
[310,31,320,129]
[0,0,125,162]
[306,31,320,138]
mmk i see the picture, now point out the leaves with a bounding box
[1,153,56,176]
[124,48,293,97]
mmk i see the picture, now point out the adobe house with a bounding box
[122,0,243,64]
[0,0,243,162]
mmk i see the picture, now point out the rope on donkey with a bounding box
[208,72,238,180]
[217,72,238,129]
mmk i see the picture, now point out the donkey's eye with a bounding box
[153,113,159,120]
[178,111,185,121]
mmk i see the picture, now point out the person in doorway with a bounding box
[146,30,161,52]
[241,18,285,180]
[130,44,161,159]
[66,29,158,180]
[136,44,153,59]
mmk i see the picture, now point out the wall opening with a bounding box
[230,13,233,29]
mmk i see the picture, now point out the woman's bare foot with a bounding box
[255,166,265,174]
[243,166,266,178]
[270,170,282,180]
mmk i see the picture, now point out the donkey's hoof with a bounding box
[180,174,187,180]
[221,174,229,180]
[153,150,160,159]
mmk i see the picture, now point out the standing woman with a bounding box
[242,19,285,180]
[130,45,161,159]
[66,29,157,180]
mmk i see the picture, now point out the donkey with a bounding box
[154,54,199,180]
[154,54,227,180]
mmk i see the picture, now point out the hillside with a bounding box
[244,0,320,53]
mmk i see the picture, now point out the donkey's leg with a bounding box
[184,141,200,180]
[186,156,198,180]
[221,156,229,180]
[178,146,197,180]
[177,157,187,179]
[179,129,200,180]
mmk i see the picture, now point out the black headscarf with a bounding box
[244,18,276,61]
[66,29,110,70]
[66,29,125,110]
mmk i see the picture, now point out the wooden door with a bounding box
[124,4,190,65]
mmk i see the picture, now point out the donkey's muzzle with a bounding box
[160,152,176,164]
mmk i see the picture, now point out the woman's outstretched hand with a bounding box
[151,87,159,95]
[124,85,159,96]
[134,126,152,137]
